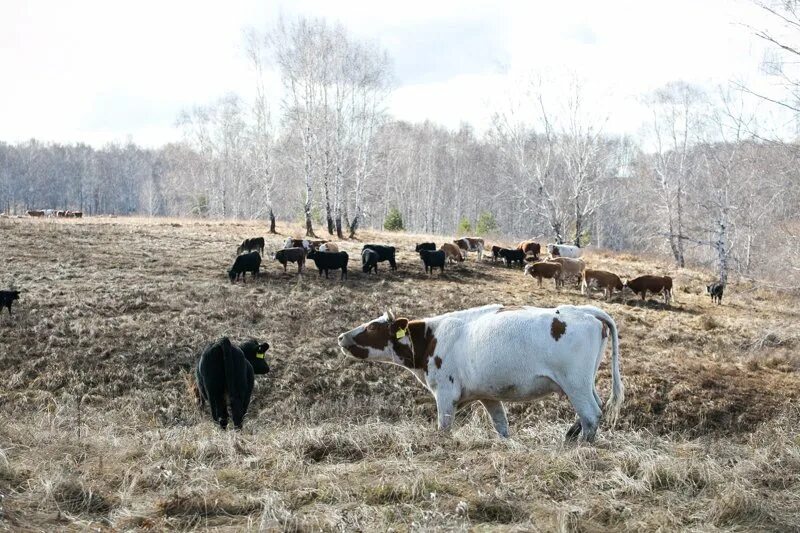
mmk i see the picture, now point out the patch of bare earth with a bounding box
[1,217,798,531]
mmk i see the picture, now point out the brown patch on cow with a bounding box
[551,317,567,341]
[352,321,392,351]
[434,356,443,369]
[347,345,370,359]
[496,305,525,313]
[393,320,438,372]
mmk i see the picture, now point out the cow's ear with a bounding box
[391,318,409,336]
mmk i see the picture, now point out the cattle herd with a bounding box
[1,221,728,440]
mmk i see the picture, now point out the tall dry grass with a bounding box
[0,216,798,530]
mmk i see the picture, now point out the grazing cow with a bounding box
[362,248,379,274]
[419,249,446,274]
[524,261,562,289]
[284,237,311,251]
[274,247,306,273]
[319,243,339,253]
[237,237,265,256]
[362,244,397,271]
[582,269,624,300]
[548,243,583,259]
[454,237,485,260]
[498,248,525,267]
[338,304,622,442]
[307,250,349,280]
[228,252,261,283]
[194,337,270,430]
[707,282,724,305]
[0,290,21,314]
[72,211,83,218]
[517,240,541,259]
[440,243,464,264]
[625,275,673,305]
[26,210,44,217]
[415,242,437,252]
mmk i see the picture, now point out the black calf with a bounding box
[362,248,379,274]
[228,252,261,282]
[0,290,20,314]
[707,282,724,305]
[415,242,436,252]
[498,248,525,267]
[307,250,349,280]
[419,249,446,274]
[362,244,397,270]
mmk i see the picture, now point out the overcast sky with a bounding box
[0,0,785,147]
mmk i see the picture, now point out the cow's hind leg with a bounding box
[564,385,602,443]
[480,400,509,438]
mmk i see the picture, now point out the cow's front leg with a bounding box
[434,388,460,433]
[480,400,509,438]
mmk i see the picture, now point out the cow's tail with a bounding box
[220,336,236,398]
[580,306,624,427]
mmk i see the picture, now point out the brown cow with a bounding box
[517,240,541,259]
[274,247,306,273]
[26,210,44,217]
[582,269,624,300]
[523,261,562,289]
[440,243,464,263]
[625,275,673,305]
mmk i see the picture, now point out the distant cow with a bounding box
[237,237,265,256]
[524,261,562,288]
[362,244,397,271]
[415,242,436,252]
[64,210,83,218]
[228,252,261,283]
[194,337,270,430]
[274,247,306,273]
[440,243,464,264]
[548,257,586,288]
[319,243,339,253]
[0,290,20,314]
[284,238,311,251]
[454,237,484,260]
[337,304,622,442]
[490,245,503,262]
[625,275,673,305]
[26,210,44,217]
[308,250,349,280]
[548,243,583,259]
[707,282,724,305]
[498,248,525,267]
[362,248,379,274]
[582,269,624,300]
[419,249,446,274]
[517,240,541,259]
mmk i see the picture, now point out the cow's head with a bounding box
[614,277,624,291]
[338,310,410,363]
[240,339,271,374]
[227,269,238,283]
[6,290,20,301]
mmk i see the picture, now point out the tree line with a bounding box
[1,12,799,286]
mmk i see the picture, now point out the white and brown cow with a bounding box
[337,304,623,442]
[547,243,583,259]
[454,237,484,260]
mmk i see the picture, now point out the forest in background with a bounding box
[1,8,800,286]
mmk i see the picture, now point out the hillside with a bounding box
[1,217,799,531]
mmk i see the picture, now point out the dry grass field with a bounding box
[1,216,799,531]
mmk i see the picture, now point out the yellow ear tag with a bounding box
[395,328,406,339]
[256,352,265,359]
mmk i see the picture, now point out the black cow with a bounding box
[491,245,503,262]
[228,252,261,283]
[362,248,379,274]
[707,282,724,305]
[274,247,306,273]
[419,249,446,274]
[194,337,270,430]
[307,250,349,280]
[362,244,397,270]
[498,248,525,267]
[237,237,265,256]
[0,290,20,314]
[415,242,436,252]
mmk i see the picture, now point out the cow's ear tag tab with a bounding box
[256,352,266,359]
[395,328,406,339]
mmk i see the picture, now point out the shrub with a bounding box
[457,217,472,234]
[384,207,405,231]
[476,212,498,236]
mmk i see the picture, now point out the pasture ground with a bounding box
[1,217,799,531]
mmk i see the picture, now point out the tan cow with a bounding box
[440,243,464,263]
[523,261,562,289]
[516,240,541,259]
[582,269,624,300]
[548,257,585,288]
